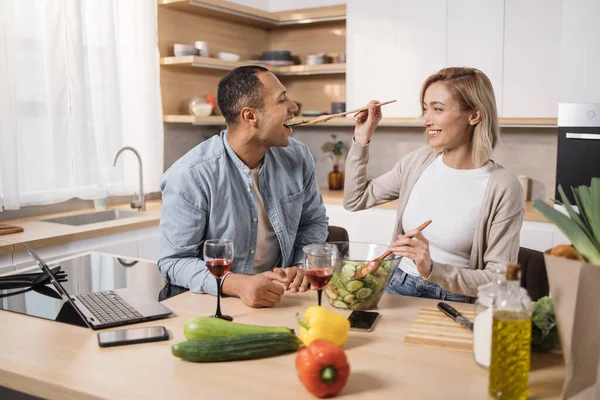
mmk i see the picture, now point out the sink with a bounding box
[41,209,147,226]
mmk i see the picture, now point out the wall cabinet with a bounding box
[347,0,562,121]
[447,0,504,115]
[502,0,561,118]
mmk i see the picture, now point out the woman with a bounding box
[344,67,523,301]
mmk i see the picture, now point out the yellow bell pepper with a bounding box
[296,306,350,347]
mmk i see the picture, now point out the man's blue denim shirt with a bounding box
[158,131,328,295]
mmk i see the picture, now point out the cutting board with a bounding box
[0,223,24,236]
[405,307,474,352]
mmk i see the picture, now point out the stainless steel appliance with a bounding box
[556,103,600,203]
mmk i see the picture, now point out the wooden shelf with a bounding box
[160,56,245,70]
[160,56,346,75]
[163,115,558,128]
[157,0,345,28]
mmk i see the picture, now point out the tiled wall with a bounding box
[164,123,557,201]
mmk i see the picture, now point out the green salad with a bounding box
[325,260,392,310]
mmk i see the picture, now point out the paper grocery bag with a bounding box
[544,253,600,399]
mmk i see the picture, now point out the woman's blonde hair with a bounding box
[420,67,499,168]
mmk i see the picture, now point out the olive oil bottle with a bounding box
[488,264,532,400]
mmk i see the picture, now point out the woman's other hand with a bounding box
[389,230,433,278]
[353,100,382,145]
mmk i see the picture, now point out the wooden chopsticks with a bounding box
[374,220,433,262]
[287,100,396,127]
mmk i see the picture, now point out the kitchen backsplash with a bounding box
[164,124,557,201]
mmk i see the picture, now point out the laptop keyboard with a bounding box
[76,290,143,324]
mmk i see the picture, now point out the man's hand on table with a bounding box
[221,273,285,308]
[271,266,309,293]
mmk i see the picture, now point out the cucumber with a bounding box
[172,332,300,363]
[343,294,355,304]
[341,263,356,277]
[345,280,364,293]
[184,317,293,340]
[356,287,373,299]
[333,300,349,309]
[324,286,338,300]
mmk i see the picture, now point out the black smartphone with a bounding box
[97,326,169,348]
[348,310,380,332]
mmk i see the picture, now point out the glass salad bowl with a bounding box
[318,242,400,310]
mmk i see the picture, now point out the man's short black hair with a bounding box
[217,65,270,126]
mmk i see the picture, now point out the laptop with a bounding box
[23,244,172,330]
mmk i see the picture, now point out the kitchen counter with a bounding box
[0,191,548,255]
[0,253,564,399]
[0,201,162,255]
[321,188,549,223]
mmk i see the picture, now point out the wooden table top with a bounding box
[0,270,564,399]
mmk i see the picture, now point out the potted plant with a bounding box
[321,134,348,190]
[533,177,600,399]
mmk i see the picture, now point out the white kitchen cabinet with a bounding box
[328,204,571,255]
[0,254,14,273]
[93,241,139,260]
[502,0,561,118]
[446,0,504,113]
[138,231,162,262]
[347,0,448,118]
[559,0,600,103]
[326,204,397,246]
[346,0,397,114]
[391,0,447,118]
[520,221,555,252]
[12,227,160,270]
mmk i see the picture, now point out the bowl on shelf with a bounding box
[261,50,292,61]
[188,97,213,117]
[174,43,199,57]
[259,50,294,66]
[218,52,240,62]
[306,53,328,65]
[317,242,401,310]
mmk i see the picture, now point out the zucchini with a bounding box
[172,332,300,363]
[345,280,364,293]
[184,317,293,340]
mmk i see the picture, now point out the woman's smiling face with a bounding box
[422,81,475,151]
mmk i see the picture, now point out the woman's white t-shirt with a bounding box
[399,155,493,277]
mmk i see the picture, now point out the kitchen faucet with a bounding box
[112,146,146,211]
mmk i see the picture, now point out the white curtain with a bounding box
[0,0,164,211]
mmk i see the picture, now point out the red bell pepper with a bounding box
[295,339,350,398]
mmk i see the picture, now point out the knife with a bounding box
[437,302,474,331]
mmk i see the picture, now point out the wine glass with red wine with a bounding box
[302,243,339,306]
[203,239,234,321]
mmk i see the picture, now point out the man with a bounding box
[158,65,328,308]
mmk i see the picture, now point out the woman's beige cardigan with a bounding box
[344,142,524,297]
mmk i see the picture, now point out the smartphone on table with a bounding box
[348,310,380,332]
[97,326,169,348]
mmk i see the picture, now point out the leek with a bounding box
[533,177,600,265]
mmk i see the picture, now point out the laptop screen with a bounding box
[22,244,92,328]
[0,249,167,328]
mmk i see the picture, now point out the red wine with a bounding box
[206,259,232,278]
[306,269,333,289]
